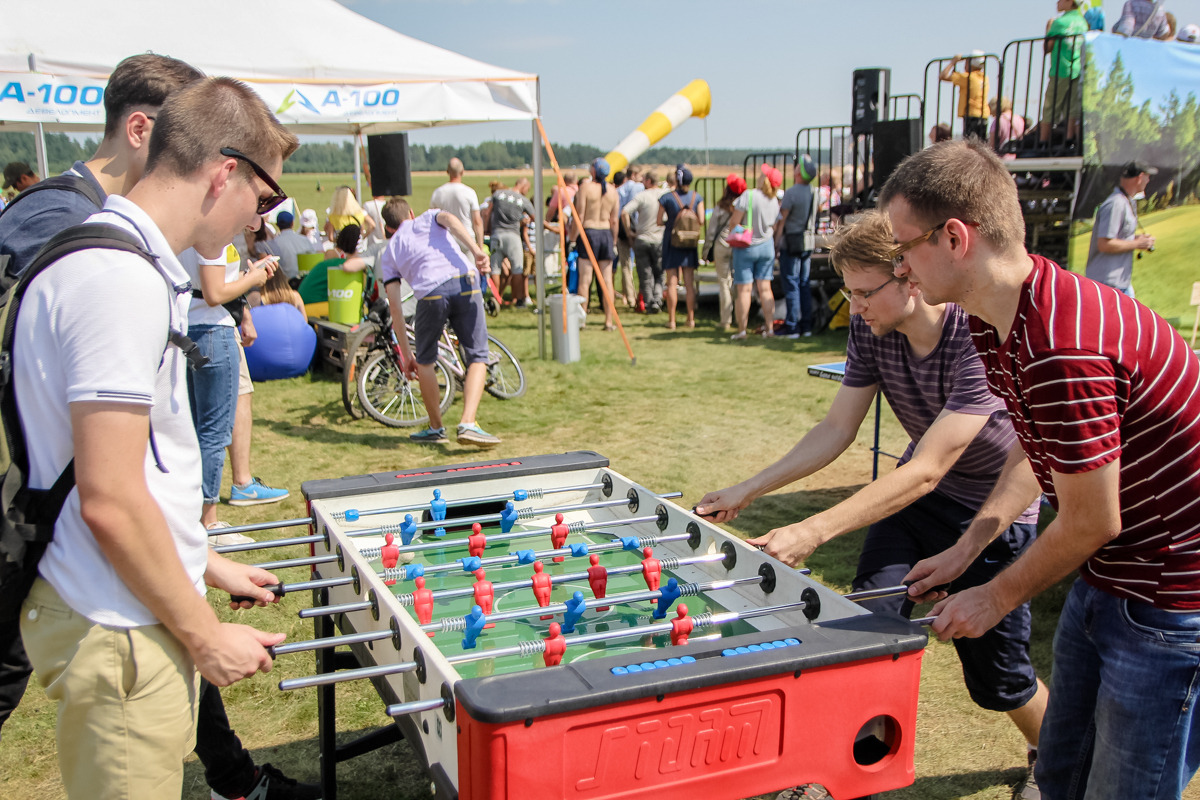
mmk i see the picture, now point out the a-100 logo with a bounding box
[571,698,778,791]
[0,82,105,106]
[329,288,357,300]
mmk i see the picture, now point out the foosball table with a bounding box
[248,452,927,800]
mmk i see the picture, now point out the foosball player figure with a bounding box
[430,488,447,521]
[641,546,662,602]
[400,513,419,545]
[462,606,487,649]
[562,591,587,633]
[670,604,693,646]
[550,512,569,562]
[587,554,610,611]
[413,576,436,635]
[652,577,682,620]
[381,532,401,585]
[468,522,487,559]
[531,560,554,619]
[543,623,567,667]
[473,569,496,628]
[500,500,519,533]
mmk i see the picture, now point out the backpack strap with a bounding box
[0,174,104,221]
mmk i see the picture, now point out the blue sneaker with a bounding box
[228,477,290,506]
[456,422,501,448]
[409,426,448,444]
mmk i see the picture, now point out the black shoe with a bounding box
[211,763,322,800]
[1014,750,1040,800]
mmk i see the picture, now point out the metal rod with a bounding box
[214,534,324,554]
[279,660,418,691]
[299,600,373,619]
[843,585,910,602]
[272,629,391,656]
[206,517,313,537]
[252,555,338,571]
[335,481,607,522]
[279,576,353,594]
[385,697,449,717]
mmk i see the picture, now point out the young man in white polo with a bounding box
[15,76,299,798]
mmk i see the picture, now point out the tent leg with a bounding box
[34,123,49,180]
[353,131,363,204]
[533,119,546,360]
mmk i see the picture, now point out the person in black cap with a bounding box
[2,161,38,195]
[1084,160,1158,297]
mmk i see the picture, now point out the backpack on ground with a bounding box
[670,191,701,249]
[0,224,159,621]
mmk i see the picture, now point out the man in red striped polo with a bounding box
[885,137,1200,800]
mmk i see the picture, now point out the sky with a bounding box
[338,0,1200,153]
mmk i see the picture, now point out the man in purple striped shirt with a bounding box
[887,138,1200,800]
[697,210,1048,799]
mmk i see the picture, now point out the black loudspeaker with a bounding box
[852,68,891,136]
[872,119,921,189]
[367,133,412,196]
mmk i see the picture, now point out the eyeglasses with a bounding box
[888,219,978,265]
[220,147,288,214]
[839,275,903,304]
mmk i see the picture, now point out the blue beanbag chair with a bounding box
[243,304,317,381]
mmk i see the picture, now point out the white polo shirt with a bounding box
[12,194,207,628]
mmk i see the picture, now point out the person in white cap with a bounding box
[299,207,324,251]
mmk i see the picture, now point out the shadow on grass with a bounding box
[183,727,432,800]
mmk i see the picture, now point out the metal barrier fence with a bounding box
[922,53,1003,142]
[795,124,868,227]
[742,151,798,192]
[997,35,1086,157]
[889,93,924,122]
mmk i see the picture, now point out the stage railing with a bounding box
[997,34,1086,157]
[921,53,1002,142]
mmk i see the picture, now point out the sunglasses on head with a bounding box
[220,147,287,214]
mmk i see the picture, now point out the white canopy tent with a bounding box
[0,0,551,354]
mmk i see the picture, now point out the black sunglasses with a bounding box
[220,147,287,214]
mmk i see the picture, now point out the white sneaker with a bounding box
[207,521,255,547]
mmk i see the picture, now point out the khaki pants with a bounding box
[711,242,734,328]
[20,578,199,800]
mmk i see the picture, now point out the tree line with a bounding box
[0,132,768,176]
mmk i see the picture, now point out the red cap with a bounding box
[726,173,747,195]
[762,165,783,189]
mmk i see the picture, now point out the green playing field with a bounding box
[363,521,760,680]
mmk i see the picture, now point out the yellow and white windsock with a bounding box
[604,79,711,175]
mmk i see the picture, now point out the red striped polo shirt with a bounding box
[969,255,1200,609]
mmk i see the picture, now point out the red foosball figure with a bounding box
[413,576,435,637]
[587,554,610,611]
[531,560,554,620]
[543,622,567,667]
[381,532,400,585]
[468,523,487,559]
[473,569,495,628]
[641,546,662,603]
[550,513,569,563]
[670,604,693,647]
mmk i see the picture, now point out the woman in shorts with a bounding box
[725,164,781,339]
[657,165,705,330]
[572,158,620,330]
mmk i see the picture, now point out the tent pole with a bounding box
[353,129,363,202]
[33,123,48,179]
[533,80,546,360]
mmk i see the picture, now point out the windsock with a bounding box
[604,79,711,175]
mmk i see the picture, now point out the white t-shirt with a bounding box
[181,244,240,327]
[733,189,781,245]
[362,198,387,248]
[13,194,207,627]
[429,182,479,235]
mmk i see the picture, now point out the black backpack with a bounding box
[0,224,204,621]
[0,174,105,292]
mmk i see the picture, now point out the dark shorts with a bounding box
[413,276,489,366]
[853,491,1039,712]
[578,229,615,262]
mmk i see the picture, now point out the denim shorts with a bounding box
[731,238,775,284]
[413,276,489,366]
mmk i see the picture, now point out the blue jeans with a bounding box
[186,324,239,505]
[778,249,813,334]
[1037,579,1200,799]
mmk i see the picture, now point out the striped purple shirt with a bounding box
[844,305,1039,523]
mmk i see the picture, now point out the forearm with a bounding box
[471,213,484,248]
[201,268,260,305]
[1096,237,1138,254]
[988,514,1106,610]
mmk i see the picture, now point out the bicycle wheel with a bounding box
[341,321,378,419]
[357,350,455,428]
[484,334,526,399]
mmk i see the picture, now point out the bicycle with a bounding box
[352,299,526,428]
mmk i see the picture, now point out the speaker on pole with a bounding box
[851,68,891,136]
[366,133,412,196]
[871,119,921,189]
